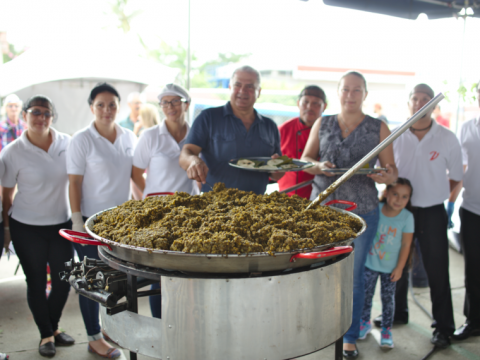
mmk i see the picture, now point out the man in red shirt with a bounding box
[277,86,327,198]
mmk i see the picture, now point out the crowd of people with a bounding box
[0,65,478,359]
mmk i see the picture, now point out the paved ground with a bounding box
[0,247,479,360]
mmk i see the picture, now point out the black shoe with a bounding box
[343,345,359,358]
[373,314,408,328]
[39,341,56,357]
[430,331,450,349]
[54,332,75,346]
[452,322,480,340]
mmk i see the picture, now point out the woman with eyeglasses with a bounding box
[302,71,398,358]
[1,96,75,357]
[131,84,199,319]
[67,82,137,359]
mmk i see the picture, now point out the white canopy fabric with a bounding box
[0,44,179,134]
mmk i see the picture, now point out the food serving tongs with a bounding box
[307,93,444,210]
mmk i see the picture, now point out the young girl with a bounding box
[359,178,414,348]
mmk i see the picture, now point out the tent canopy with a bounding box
[0,42,179,134]
[323,0,480,19]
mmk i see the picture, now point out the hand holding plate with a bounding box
[319,161,336,177]
[367,163,396,184]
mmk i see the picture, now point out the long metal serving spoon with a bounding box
[306,93,445,210]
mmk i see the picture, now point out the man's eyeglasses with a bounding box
[159,99,187,108]
[26,109,53,118]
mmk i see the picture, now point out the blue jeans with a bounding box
[344,206,380,344]
[73,242,103,341]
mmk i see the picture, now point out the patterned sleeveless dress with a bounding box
[310,115,381,214]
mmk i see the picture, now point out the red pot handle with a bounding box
[324,199,357,212]
[290,246,353,262]
[59,229,113,251]
[146,192,174,197]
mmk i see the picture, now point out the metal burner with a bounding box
[61,247,354,360]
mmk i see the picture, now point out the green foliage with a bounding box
[2,43,24,64]
[109,0,142,33]
[457,82,478,104]
[199,52,251,72]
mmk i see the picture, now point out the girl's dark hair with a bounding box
[23,95,58,123]
[88,82,121,105]
[380,177,413,213]
[339,71,368,91]
[381,177,415,269]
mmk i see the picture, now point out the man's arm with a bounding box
[179,144,209,184]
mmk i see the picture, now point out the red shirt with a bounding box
[277,117,315,198]
[436,115,450,129]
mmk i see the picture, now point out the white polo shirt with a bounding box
[458,117,480,216]
[133,121,199,198]
[393,120,463,208]
[67,122,137,217]
[1,128,71,225]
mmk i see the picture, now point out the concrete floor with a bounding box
[0,248,479,360]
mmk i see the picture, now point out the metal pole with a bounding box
[454,7,467,135]
[186,0,191,90]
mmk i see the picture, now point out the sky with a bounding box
[1,0,479,102]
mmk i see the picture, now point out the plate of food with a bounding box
[321,167,387,175]
[229,156,314,173]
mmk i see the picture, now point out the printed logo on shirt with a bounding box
[369,224,397,261]
[58,150,65,156]
[429,151,439,161]
[124,147,133,156]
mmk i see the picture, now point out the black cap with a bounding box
[88,82,121,105]
[409,84,434,99]
[299,85,326,103]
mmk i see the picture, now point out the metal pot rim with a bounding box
[85,206,366,258]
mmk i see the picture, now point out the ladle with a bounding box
[306,93,444,210]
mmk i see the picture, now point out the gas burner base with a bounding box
[97,248,354,360]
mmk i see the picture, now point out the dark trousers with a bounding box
[73,242,102,338]
[10,217,73,339]
[393,264,409,321]
[459,207,480,324]
[362,267,396,328]
[394,204,455,334]
[149,282,162,319]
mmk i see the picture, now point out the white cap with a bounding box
[4,94,22,104]
[157,84,191,103]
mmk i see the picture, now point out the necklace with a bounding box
[337,115,363,134]
[410,120,433,132]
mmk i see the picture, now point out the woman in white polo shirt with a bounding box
[67,83,136,359]
[1,96,75,357]
[131,84,199,319]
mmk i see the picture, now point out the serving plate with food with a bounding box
[229,156,314,173]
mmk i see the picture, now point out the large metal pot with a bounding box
[98,249,355,360]
[60,199,366,274]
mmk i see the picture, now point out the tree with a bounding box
[109,0,142,33]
